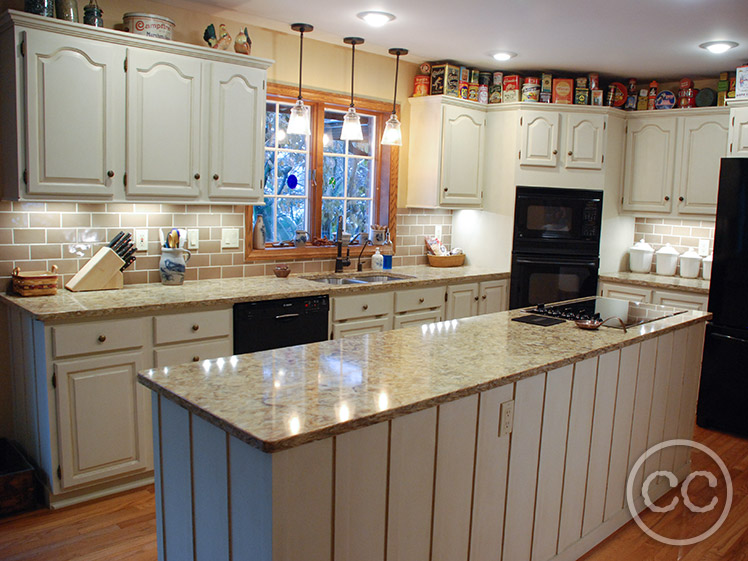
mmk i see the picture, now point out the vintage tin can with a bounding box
[525,76,540,85]
[430,63,460,96]
[625,95,637,110]
[478,85,489,104]
[470,69,480,84]
[413,75,430,97]
[459,81,469,99]
[733,69,744,96]
[419,62,432,75]
[430,64,446,95]
[489,85,503,103]
[123,13,176,40]
[637,89,648,111]
[575,77,588,90]
[718,91,727,106]
[541,73,553,93]
[680,78,694,90]
[479,72,492,86]
[591,90,604,106]
[575,88,590,105]
[492,71,504,86]
[540,92,552,103]
[503,89,520,103]
[588,73,599,91]
[460,66,470,83]
[552,78,574,104]
[522,83,540,102]
[468,84,479,101]
[647,80,658,110]
[503,75,521,103]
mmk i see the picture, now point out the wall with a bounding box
[631,216,715,274]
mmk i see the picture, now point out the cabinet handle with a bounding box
[107,170,114,178]
[213,174,220,181]
[192,324,200,331]
[419,297,424,303]
[194,173,201,180]
[192,356,200,362]
[567,151,573,156]
[664,196,670,201]
[98,335,106,343]
[552,149,558,155]
[679,196,684,202]
[362,304,369,310]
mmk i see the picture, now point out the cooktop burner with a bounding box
[525,297,687,328]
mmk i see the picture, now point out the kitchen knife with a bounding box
[108,231,125,248]
[112,233,132,255]
[120,256,136,272]
[120,246,137,263]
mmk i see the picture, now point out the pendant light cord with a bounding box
[297,30,304,101]
[350,43,356,108]
[391,53,400,115]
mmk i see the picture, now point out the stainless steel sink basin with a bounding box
[352,274,414,283]
[308,277,368,285]
[305,273,415,284]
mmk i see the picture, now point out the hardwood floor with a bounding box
[0,425,745,561]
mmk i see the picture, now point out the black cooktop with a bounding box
[525,297,687,328]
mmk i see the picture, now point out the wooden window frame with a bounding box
[245,83,399,261]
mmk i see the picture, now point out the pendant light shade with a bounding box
[381,47,408,146]
[341,37,365,141]
[287,23,313,136]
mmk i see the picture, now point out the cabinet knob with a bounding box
[567,151,573,156]
[107,170,114,178]
[213,174,220,181]
[482,295,487,299]
[192,324,200,331]
[362,304,369,310]
[552,149,558,155]
[192,356,200,362]
[664,196,670,201]
[443,187,448,192]
[194,173,201,180]
[419,297,424,303]
[474,296,479,301]
[98,335,106,343]
[679,196,684,202]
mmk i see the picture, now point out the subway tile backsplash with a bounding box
[633,217,715,273]
[0,202,453,292]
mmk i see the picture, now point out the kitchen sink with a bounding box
[308,277,368,285]
[304,273,415,284]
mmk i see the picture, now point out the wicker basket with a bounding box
[427,253,465,267]
[12,265,59,296]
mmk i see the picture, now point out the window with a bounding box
[245,84,398,260]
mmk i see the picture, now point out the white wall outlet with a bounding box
[187,229,200,250]
[135,230,148,251]
[499,400,514,437]
[698,239,710,257]
[435,225,443,240]
[221,228,240,249]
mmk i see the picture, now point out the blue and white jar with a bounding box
[159,248,191,285]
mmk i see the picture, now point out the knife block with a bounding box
[65,247,124,292]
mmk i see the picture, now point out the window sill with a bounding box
[245,244,383,262]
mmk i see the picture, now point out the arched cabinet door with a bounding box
[565,113,606,170]
[207,63,265,201]
[126,49,203,198]
[24,29,124,198]
[440,104,485,206]
[519,110,560,167]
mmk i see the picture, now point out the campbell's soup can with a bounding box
[123,12,175,40]
[413,75,430,97]
[521,82,540,102]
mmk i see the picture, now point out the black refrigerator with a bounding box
[696,158,748,437]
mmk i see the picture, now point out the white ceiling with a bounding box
[157,0,748,80]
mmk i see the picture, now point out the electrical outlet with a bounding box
[135,230,148,251]
[221,228,240,249]
[435,225,443,240]
[698,239,710,257]
[187,229,200,250]
[499,400,514,437]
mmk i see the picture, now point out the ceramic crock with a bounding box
[159,248,191,285]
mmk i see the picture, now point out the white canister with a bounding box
[702,254,713,280]
[655,243,680,276]
[123,13,176,40]
[679,247,701,278]
[628,239,654,273]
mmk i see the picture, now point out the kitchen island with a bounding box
[138,303,709,561]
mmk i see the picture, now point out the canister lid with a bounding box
[655,243,680,255]
[681,247,701,259]
[703,253,713,262]
[630,238,654,252]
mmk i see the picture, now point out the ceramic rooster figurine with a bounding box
[203,23,231,50]
[234,27,252,55]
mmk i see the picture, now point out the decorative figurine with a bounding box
[234,27,251,55]
[203,23,232,50]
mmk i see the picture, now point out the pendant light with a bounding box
[381,48,408,146]
[287,23,313,136]
[341,37,365,141]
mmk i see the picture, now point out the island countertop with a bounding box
[0,265,508,322]
[599,271,710,294]
[138,305,710,453]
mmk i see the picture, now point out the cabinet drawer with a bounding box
[153,309,231,345]
[332,292,394,322]
[154,338,233,368]
[52,318,146,358]
[394,286,446,313]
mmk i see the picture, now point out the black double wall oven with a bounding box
[510,186,603,309]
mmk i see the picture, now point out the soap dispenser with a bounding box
[372,247,384,271]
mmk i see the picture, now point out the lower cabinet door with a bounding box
[446,283,479,319]
[599,282,652,303]
[54,350,151,489]
[478,280,509,315]
[154,338,233,367]
[652,290,708,311]
[393,309,443,330]
[332,317,392,339]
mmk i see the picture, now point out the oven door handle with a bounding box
[275,313,301,320]
[513,255,599,267]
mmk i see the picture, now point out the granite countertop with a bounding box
[138,306,710,454]
[599,271,710,294]
[0,265,509,322]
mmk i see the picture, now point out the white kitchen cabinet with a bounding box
[393,286,445,329]
[599,281,653,302]
[728,100,748,157]
[652,289,708,311]
[518,109,560,167]
[331,292,394,339]
[622,108,729,216]
[478,279,509,315]
[0,10,271,203]
[599,280,708,310]
[446,282,479,319]
[21,29,125,198]
[565,111,607,170]
[152,309,232,366]
[407,96,485,208]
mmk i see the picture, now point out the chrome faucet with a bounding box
[335,215,351,273]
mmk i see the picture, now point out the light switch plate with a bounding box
[187,229,200,250]
[499,400,514,437]
[135,230,148,251]
[221,228,240,249]
[698,239,710,257]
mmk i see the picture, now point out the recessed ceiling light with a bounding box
[357,11,396,27]
[699,41,739,54]
[492,51,517,62]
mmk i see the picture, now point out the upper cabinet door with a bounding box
[622,117,677,213]
[208,62,264,201]
[564,113,605,170]
[676,114,729,215]
[519,110,560,167]
[24,30,124,198]
[126,49,202,198]
[440,104,485,206]
[728,106,748,157]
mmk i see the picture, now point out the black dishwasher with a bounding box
[233,295,329,354]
